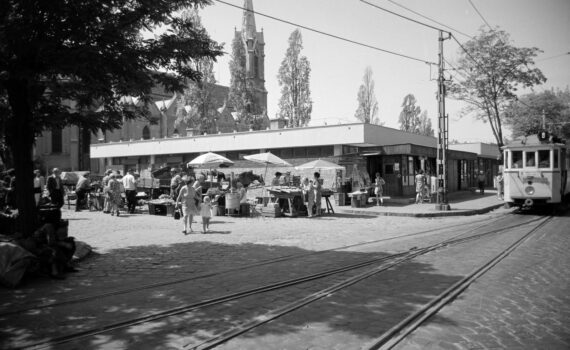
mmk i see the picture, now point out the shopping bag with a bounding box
[174,208,181,220]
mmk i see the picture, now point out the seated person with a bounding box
[271,172,282,186]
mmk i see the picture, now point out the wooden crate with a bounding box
[261,207,282,217]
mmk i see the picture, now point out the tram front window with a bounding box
[511,151,523,168]
[525,151,536,167]
[538,150,550,168]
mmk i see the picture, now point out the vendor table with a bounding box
[264,187,336,217]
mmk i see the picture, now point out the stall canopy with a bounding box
[295,159,345,170]
[244,152,291,185]
[187,152,234,168]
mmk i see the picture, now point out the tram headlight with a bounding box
[525,186,535,195]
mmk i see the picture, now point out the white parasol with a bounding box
[295,159,345,171]
[187,152,234,168]
[244,152,291,184]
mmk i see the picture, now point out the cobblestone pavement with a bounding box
[1,204,567,350]
[394,213,570,350]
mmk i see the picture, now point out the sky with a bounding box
[199,0,570,143]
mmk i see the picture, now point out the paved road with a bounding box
[0,207,568,349]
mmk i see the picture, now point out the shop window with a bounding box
[554,150,559,168]
[306,147,320,157]
[321,146,334,157]
[538,150,550,168]
[293,148,306,158]
[385,164,394,175]
[511,151,523,168]
[281,148,293,158]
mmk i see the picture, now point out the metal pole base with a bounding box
[435,203,451,211]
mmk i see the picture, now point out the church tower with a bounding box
[235,0,267,112]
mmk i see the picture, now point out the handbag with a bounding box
[174,208,181,220]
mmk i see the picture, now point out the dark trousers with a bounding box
[478,181,485,194]
[126,190,137,213]
[75,190,86,211]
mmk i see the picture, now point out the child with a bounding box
[200,196,212,233]
[374,172,386,206]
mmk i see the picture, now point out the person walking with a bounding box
[176,176,200,234]
[122,168,137,214]
[107,173,123,216]
[374,172,386,206]
[101,169,113,213]
[313,172,322,216]
[301,177,315,217]
[477,170,486,195]
[170,168,182,199]
[415,170,426,204]
[496,172,504,200]
[200,196,213,233]
[46,168,64,209]
[33,169,46,206]
[75,172,91,211]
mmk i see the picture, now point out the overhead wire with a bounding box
[537,52,570,62]
[214,0,436,65]
[360,0,449,34]
[383,0,474,39]
[467,0,493,31]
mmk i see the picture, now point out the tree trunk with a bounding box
[6,79,40,236]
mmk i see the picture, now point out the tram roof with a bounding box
[502,135,567,149]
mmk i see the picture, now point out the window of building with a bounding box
[554,149,559,168]
[293,147,306,158]
[142,126,151,140]
[306,147,320,158]
[538,150,550,168]
[51,128,62,154]
[254,55,259,78]
[281,148,293,158]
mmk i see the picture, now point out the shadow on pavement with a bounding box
[0,240,463,349]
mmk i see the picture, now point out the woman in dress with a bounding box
[301,177,315,217]
[313,172,322,217]
[374,172,386,206]
[177,176,200,234]
[415,170,426,204]
[107,173,123,216]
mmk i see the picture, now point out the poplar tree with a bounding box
[355,66,380,124]
[277,29,312,128]
[398,94,421,132]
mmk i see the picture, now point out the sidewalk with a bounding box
[335,190,505,217]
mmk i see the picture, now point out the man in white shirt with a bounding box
[122,168,137,214]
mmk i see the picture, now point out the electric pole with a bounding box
[436,30,451,211]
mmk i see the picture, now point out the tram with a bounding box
[502,132,570,209]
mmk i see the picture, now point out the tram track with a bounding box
[185,216,552,350]
[13,214,543,350]
[1,213,518,318]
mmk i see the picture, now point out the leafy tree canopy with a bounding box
[0,0,223,235]
[503,88,570,141]
[447,28,546,151]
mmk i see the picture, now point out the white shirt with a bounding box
[122,173,137,190]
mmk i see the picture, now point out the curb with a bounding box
[336,203,505,218]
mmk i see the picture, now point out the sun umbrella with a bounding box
[295,159,345,170]
[244,152,291,185]
[187,152,234,168]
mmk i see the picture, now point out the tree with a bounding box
[503,88,570,140]
[398,94,421,132]
[0,0,223,235]
[277,29,312,128]
[228,35,260,128]
[175,9,219,135]
[417,110,435,136]
[447,28,546,152]
[175,58,218,135]
[355,66,380,124]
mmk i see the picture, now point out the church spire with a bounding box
[242,0,256,40]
